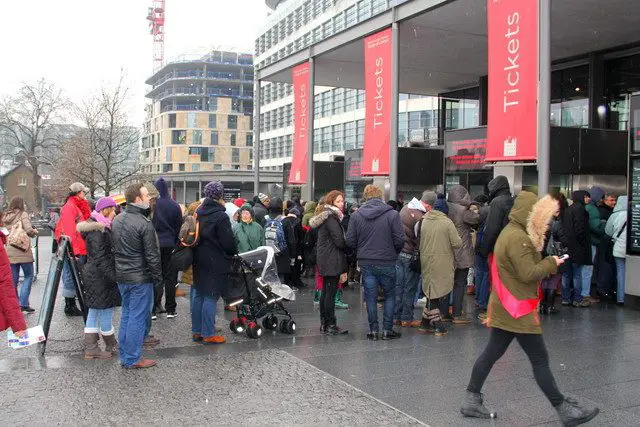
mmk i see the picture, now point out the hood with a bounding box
[588,186,605,204]
[309,210,332,229]
[154,177,169,198]
[358,198,394,220]
[571,190,588,206]
[434,198,449,214]
[447,184,471,206]
[225,202,240,221]
[407,197,426,212]
[613,196,628,213]
[426,210,448,221]
[289,205,302,217]
[76,218,105,234]
[239,204,254,218]
[487,176,511,200]
[196,198,225,217]
[304,201,318,215]
[509,192,557,251]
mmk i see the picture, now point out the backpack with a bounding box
[303,226,318,266]
[265,217,287,254]
[171,213,200,271]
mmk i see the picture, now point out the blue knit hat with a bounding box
[434,197,449,215]
[204,181,224,201]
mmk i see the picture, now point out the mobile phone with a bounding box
[559,254,570,261]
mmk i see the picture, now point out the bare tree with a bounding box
[0,79,68,209]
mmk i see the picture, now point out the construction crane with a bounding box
[146,0,165,72]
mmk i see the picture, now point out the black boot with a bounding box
[64,298,83,317]
[546,289,558,314]
[320,317,326,333]
[555,396,599,426]
[461,390,496,419]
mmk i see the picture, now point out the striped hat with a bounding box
[111,194,126,206]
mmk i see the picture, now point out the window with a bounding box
[166,147,172,161]
[230,133,236,146]
[189,147,202,155]
[213,164,222,171]
[246,134,253,147]
[169,113,176,128]
[179,163,185,172]
[209,114,216,128]
[192,164,200,172]
[232,148,240,163]
[201,147,216,162]
[550,65,589,128]
[172,130,186,144]
[192,130,202,145]
[345,121,356,150]
[333,88,344,114]
[228,115,237,129]
[356,119,365,148]
[398,112,408,143]
[187,112,196,128]
[211,131,218,145]
[162,163,173,172]
[208,96,218,111]
[332,124,343,151]
[18,176,27,186]
[357,90,365,109]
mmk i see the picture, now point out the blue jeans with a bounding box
[395,254,420,322]
[615,257,625,303]
[118,283,153,367]
[561,261,572,302]
[571,264,587,303]
[580,245,597,298]
[474,254,489,309]
[361,264,396,332]
[85,307,115,334]
[191,287,219,338]
[62,255,86,298]
[10,263,34,307]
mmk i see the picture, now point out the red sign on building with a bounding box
[289,61,311,184]
[362,28,393,175]
[486,0,538,161]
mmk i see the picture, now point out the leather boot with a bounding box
[460,391,495,419]
[102,334,118,355]
[84,333,113,359]
[555,396,599,427]
[65,298,83,317]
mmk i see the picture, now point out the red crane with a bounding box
[147,0,165,72]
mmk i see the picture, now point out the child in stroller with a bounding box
[227,246,297,339]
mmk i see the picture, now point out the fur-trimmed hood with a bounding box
[77,218,106,235]
[309,208,342,229]
[508,192,557,252]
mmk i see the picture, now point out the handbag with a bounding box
[8,217,30,252]
[171,213,200,271]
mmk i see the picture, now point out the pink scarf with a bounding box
[327,205,344,221]
[91,211,112,229]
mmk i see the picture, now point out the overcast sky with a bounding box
[0,0,270,125]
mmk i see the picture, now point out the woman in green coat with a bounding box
[234,205,265,253]
[461,192,598,427]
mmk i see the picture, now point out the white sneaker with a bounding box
[151,313,158,320]
[415,297,427,308]
[166,312,176,319]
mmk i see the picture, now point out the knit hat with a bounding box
[258,193,270,204]
[94,196,117,213]
[233,198,246,208]
[434,197,449,215]
[69,182,88,194]
[420,191,437,207]
[204,181,224,201]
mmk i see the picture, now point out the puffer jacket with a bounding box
[0,234,27,332]
[399,198,426,255]
[152,178,183,248]
[3,210,37,264]
[112,204,163,287]
[420,210,462,299]
[479,176,513,257]
[252,201,269,228]
[605,196,628,258]
[302,201,318,227]
[563,191,592,265]
[310,207,348,277]
[488,193,558,334]
[447,185,479,269]
[346,198,404,266]
[77,218,119,309]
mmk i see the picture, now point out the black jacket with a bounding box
[310,208,348,277]
[77,218,120,309]
[193,198,237,296]
[152,178,183,248]
[346,198,404,266]
[253,202,269,228]
[112,204,163,287]
[563,191,592,265]
[479,176,514,257]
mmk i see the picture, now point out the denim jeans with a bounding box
[118,283,153,367]
[85,307,115,334]
[571,264,587,303]
[395,254,420,322]
[561,261,573,302]
[61,255,86,298]
[191,287,220,338]
[615,257,625,303]
[10,263,34,307]
[580,245,597,298]
[361,264,396,332]
[414,278,423,306]
[474,254,489,309]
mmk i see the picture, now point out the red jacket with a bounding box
[55,197,89,256]
[0,235,27,333]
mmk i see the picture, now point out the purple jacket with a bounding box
[346,198,404,266]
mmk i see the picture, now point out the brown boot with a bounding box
[102,333,118,355]
[84,333,113,360]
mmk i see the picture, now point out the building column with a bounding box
[389,22,400,200]
[537,0,551,196]
[478,75,488,126]
[305,58,316,202]
[253,78,261,195]
[199,180,203,200]
[170,180,174,200]
[183,179,187,205]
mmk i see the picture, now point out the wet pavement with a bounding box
[2,237,640,425]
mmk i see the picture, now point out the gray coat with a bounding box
[447,185,479,269]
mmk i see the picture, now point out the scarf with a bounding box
[327,205,344,221]
[90,211,112,229]
[72,195,91,220]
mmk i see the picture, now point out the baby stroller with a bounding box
[227,246,297,339]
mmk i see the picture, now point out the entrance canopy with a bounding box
[257,0,640,94]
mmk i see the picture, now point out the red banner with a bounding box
[362,28,392,175]
[486,0,538,161]
[289,61,311,184]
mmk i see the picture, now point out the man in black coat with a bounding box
[479,176,514,258]
[253,193,271,227]
[563,190,592,307]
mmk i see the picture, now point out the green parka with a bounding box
[488,192,558,334]
[419,210,462,299]
[234,206,266,253]
[302,201,317,227]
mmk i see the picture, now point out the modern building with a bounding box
[141,50,280,202]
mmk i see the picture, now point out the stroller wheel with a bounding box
[279,319,288,333]
[246,322,263,339]
[262,315,278,330]
[230,318,244,334]
[285,320,297,334]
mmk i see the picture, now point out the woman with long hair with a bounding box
[3,197,39,313]
[0,211,27,337]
